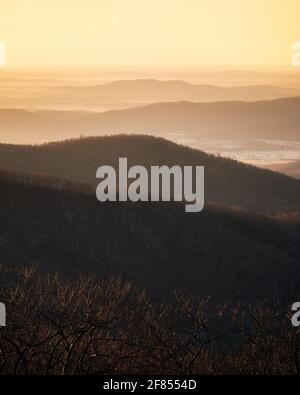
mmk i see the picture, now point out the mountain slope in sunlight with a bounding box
[0,97,299,144]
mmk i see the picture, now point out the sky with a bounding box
[0,0,300,71]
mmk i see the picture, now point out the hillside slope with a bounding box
[0,97,300,143]
[0,135,299,213]
[0,173,299,301]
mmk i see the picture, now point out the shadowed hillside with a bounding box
[0,172,299,301]
[0,135,300,214]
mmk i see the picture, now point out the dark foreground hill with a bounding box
[0,173,299,301]
[0,135,300,214]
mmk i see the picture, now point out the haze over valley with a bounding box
[1,72,299,174]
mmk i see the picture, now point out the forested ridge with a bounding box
[0,135,300,213]
[0,173,299,301]
[1,135,300,374]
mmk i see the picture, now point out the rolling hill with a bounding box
[0,171,299,301]
[50,79,300,102]
[0,135,299,214]
[1,77,300,112]
[0,97,300,144]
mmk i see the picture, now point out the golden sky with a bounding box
[1,0,300,71]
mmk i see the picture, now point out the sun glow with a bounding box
[1,0,300,71]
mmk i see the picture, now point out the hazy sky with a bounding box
[1,0,300,71]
